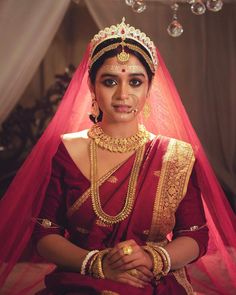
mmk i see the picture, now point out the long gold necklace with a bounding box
[90,140,145,224]
[88,124,150,153]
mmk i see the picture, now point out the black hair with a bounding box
[88,38,154,123]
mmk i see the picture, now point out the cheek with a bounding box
[136,86,149,101]
[95,87,112,108]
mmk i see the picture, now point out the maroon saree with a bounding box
[34,135,208,295]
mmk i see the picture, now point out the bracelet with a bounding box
[153,246,171,275]
[143,245,163,280]
[88,251,100,275]
[91,248,110,279]
[81,250,99,275]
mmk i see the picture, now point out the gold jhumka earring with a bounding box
[91,94,100,123]
[142,102,151,120]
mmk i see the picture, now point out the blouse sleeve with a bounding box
[33,143,67,244]
[173,163,209,259]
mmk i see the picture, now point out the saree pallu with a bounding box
[34,135,208,295]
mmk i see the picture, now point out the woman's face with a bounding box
[91,54,150,124]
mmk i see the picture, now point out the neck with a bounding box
[99,120,139,138]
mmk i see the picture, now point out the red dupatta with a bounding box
[0,44,235,294]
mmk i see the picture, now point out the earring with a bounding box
[91,95,99,123]
[142,102,151,120]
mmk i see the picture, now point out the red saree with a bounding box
[34,135,208,295]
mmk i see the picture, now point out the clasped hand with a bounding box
[103,239,154,288]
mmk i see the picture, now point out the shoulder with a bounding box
[60,129,91,160]
[158,135,194,152]
[61,129,89,141]
[61,129,90,148]
[153,135,195,164]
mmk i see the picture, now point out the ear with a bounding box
[88,79,95,98]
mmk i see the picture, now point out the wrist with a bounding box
[91,248,110,279]
[143,250,154,270]
[80,250,99,275]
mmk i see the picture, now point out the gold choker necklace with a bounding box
[88,124,150,153]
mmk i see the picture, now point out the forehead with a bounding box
[98,54,147,75]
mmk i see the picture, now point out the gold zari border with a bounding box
[148,137,195,241]
[67,162,124,217]
[147,137,195,294]
[173,268,194,295]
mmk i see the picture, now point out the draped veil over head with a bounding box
[0,19,235,295]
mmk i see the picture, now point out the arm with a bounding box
[33,144,88,272]
[33,144,149,288]
[165,165,209,270]
[37,234,88,272]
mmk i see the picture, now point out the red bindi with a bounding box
[122,68,126,72]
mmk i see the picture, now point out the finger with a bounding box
[106,247,120,260]
[107,239,137,260]
[118,273,147,288]
[117,257,145,271]
[132,269,152,283]
[136,266,154,278]
[109,251,138,269]
[109,245,139,266]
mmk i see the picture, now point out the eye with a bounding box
[129,79,142,87]
[102,79,117,87]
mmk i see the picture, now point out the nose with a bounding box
[116,82,129,100]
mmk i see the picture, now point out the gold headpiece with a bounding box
[89,18,158,73]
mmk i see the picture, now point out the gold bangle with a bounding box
[143,245,163,280]
[91,249,110,279]
[153,246,171,275]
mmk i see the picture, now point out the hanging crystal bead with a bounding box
[206,0,223,12]
[132,0,147,13]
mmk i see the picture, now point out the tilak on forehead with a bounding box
[89,18,158,74]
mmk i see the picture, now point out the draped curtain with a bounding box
[0,0,70,125]
[85,0,236,210]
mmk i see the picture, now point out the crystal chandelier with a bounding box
[125,0,224,37]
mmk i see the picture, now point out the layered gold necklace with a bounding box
[88,125,149,224]
[90,140,145,224]
[88,124,150,153]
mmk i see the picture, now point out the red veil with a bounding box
[0,44,235,295]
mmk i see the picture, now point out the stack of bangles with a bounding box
[80,245,171,281]
[143,245,171,280]
[80,249,110,278]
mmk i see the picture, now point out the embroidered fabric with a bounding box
[0,42,235,295]
[176,224,207,234]
[33,218,62,229]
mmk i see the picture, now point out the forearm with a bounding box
[164,236,199,270]
[37,234,88,272]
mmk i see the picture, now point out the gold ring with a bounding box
[127,269,139,277]
[122,245,133,255]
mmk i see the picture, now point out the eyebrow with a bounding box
[100,73,146,78]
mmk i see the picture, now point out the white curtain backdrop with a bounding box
[0,0,70,125]
[85,0,236,209]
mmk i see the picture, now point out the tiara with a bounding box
[90,18,158,73]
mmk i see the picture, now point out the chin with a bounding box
[103,114,136,124]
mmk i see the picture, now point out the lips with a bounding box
[113,104,132,113]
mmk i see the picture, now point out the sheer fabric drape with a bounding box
[0,0,70,125]
[85,0,236,210]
